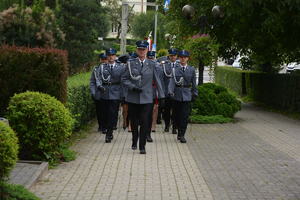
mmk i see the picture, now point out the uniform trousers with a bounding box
[95,99,104,129]
[128,103,153,150]
[102,99,120,132]
[162,98,175,128]
[173,101,191,133]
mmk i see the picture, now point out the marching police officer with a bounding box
[168,50,198,143]
[160,48,179,134]
[90,53,108,133]
[122,40,165,154]
[97,48,125,143]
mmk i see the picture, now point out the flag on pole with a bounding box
[164,0,171,12]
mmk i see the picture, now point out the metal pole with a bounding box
[121,2,128,54]
[153,5,158,52]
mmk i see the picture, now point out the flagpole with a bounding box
[153,4,158,53]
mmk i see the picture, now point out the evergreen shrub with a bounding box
[0,121,18,180]
[67,72,95,130]
[7,91,74,161]
[193,83,241,118]
[0,181,40,200]
[0,45,68,115]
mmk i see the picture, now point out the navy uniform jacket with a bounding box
[90,65,102,100]
[122,58,165,104]
[168,64,198,102]
[96,62,125,100]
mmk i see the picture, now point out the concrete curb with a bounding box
[10,160,48,189]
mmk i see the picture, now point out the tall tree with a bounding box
[131,11,168,49]
[160,0,300,72]
[57,0,109,72]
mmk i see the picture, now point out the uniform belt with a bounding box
[103,82,120,85]
[176,85,192,88]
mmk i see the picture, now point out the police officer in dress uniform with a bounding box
[160,48,179,134]
[90,53,108,133]
[168,50,198,143]
[97,48,125,143]
[121,41,165,154]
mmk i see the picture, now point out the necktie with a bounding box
[110,65,113,71]
[182,67,185,72]
[172,63,175,68]
[141,61,144,68]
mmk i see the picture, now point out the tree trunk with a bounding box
[198,60,204,85]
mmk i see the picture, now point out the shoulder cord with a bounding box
[172,67,184,85]
[93,65,101,84]
[163,62,172,77]
[127,61,141,81]
[101,64,111,83]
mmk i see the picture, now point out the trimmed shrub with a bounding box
[7,91,74,161]
[193,83,241,118]
[0,122,18,180]
[0,181,40,200]
[0,45,68,116]
[215,66,246,95]
[67,72,95,130]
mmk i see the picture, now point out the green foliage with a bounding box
[7,91,74,162]
[0,45,68,115]
[131,11,168,49]
[162,0,300,72]
[58,0,109,72]
[193,83,241,118]
[184,35,219,68]
[67,72,96,130]
[0,122,18,180]
[215,67,300,113]
[0,181,40,200]
[157,49,168,57]
[215,66,246,95]
[190,115,233,124]
[0,4,65,48]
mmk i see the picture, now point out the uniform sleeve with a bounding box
[168,73,175,96]
[121,61,136,90]
[153,63,165,99]
[192,68,198,97]
[90,67,97,97]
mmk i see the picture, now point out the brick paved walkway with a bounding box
[30,104,300,200]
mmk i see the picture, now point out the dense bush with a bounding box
[157,49,168,58]
[7,91,74,161]
[67,72,95,130]
[0,3,65,48]
[0,121,18,180]
[0,45,68,116]
[215,66,246,95]
[0,181,40,200]
[193,83,241,118]
[215,66,300,113]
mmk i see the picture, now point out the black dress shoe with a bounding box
[102,128,107,134]
[105,136,111,143]
[151,130,156,132]
[180,137,187,143]
[146,136,153,142]
[157,120,162,124]
[172,128,177,134]
[109,134,113,140]
[113,127,117,130]
[140,149,146,154]
[177,135,181,140]
[131,144,137,150]
[164,127,169,132]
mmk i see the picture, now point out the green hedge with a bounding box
[214,66,246,95]
[67,72,95,130]
[7,92,74,162]
[0,121,18,180]
[0,45,68,116]
[215,67,300,113]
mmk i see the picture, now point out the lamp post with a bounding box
[182,4,224,85]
